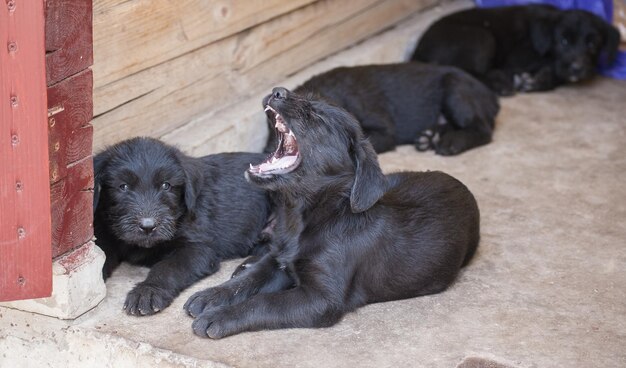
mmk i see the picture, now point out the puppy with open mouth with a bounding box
[184,88,480,339]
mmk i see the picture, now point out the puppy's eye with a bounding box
[161,182,171,191]
[119,183,129,192]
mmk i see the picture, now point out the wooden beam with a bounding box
[45,0,95,259]
[0,0,52,302]
[48,69,94,185]
[45,0,93,85]
[92,0,318,88]
[50,158,94,257]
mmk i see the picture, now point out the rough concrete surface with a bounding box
[0,241,106,320]
[2,2,625,367]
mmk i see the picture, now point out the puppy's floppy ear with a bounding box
[179,154,204,218]
[92,151,109,213]
[349,135,386,213]
[598,20,621,66]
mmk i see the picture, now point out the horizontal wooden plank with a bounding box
[0,0,52,302]
[45,0,93,85]
[92,0,434,151]
[92,0,318,88]
[50,157,94,258]
[47,69,94,184]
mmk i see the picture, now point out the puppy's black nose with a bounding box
[139,217,157,233]
[272,87,288,99]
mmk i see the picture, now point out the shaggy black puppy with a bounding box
[93,137,271,316]
[263,63,499,156]
[184,88,480,338]
[412,5,621,95]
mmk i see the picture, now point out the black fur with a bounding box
[263,63,499,156]
[412,5,621,95]
[184,88,480,338]
[93,137,271,316]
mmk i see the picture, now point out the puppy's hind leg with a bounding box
[432,73,498,155]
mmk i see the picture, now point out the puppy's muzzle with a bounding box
[139,217,157,234]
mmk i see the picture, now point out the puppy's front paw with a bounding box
[124,283,174,316]
[514,73,535,92]
[415,129,440,152]
[192,307,240,339]
[184,287,233,318]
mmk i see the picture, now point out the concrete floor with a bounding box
[2,3,626,367]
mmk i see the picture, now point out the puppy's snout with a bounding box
[272,87,288,100]
[569,61,583,73]
[139,217,157,233]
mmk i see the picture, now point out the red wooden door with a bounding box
[0,1,53,301]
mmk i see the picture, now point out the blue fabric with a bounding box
[475,0,626,79]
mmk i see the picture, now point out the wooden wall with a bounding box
[46,0,95,259]
[92,0,438,152]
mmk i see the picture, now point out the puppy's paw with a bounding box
[487,71,515,96]
[434,133,466,156]
[124,283,174,316]
[415,129,441,152]
[514,73,535,92]
[191,307,239,339]
[184,287,233,318]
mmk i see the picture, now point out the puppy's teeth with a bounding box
[249,163,253,169]
[264,105,271,112]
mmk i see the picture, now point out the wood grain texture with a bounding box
[92,0,435,150]
[45,0,95,261]
[50,157,94,258]
[48,69,94,184]
[92,0,318,88]
[45,0,93,85]
[0,0,53,302]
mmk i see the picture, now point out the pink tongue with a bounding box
[258,155,298,172]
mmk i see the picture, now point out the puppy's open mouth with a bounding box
[249,105,301,176]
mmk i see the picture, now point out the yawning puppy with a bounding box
[184,88,480,338]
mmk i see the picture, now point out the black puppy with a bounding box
[184,88,480,338]
[412,5,620,95]
[93,137,271,316]
[264,63,499,156]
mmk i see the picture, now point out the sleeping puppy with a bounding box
[183,88,480,338]
[412,5,621,95]
[93,137,271,316]
[263,63,499,156]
